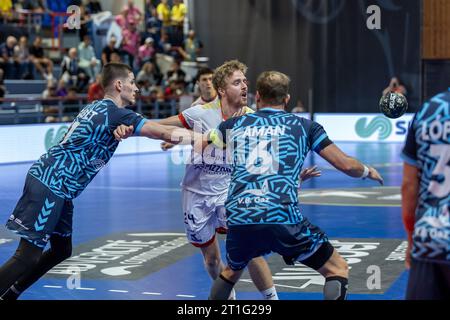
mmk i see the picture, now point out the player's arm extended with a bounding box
[401,162,419,268]
[157,115,184,127]
[319,144,384,184]
[114,122,193,144]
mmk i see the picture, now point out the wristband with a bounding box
[361,165,369,179]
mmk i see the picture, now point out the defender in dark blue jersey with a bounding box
[401,89,450,300]
[0,63,180,300]
[207,71,384,300]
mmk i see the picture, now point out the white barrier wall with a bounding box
[0,123,164,164]
[0,113,413,164]
[315,113,414,142]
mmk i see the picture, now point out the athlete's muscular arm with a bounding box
[401,162,419,269]
[113,122,193,144]
[158,115,184,127]
[319,144,384,184]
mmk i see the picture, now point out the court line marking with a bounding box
[90,186,180,192]
[142,292,162,295]
[41,285,194,298]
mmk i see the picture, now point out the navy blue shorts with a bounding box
[406,258,450,300]
[225,218,332,271]
[6,174,73,248]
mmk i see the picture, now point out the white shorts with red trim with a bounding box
[182,189,228,247]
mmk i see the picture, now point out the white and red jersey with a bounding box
[178,99,253,195]
[191,95,218,107]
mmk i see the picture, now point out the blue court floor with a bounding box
[0,142,409,300]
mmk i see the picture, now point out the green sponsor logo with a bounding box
[355,116,392,140]
[45,126,68,151]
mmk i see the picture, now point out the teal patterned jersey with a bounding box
[29,99,147,199]
[214,108,332,226]
[402,90,450,264]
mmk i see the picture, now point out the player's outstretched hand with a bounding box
[300,165,321,182]
[114,125,134,142]
[161,142,175,151]
[367,166,384,185]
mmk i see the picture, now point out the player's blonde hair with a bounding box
[212,60,247,95]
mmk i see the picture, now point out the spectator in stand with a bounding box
[156,0,171,31]
[21,0,46,13]
[78,35,101,83]
[14,36,33,79]
[0,36,19,79]
[86,0,103,14]
[137,37,156,69]
[62,87,79,122]
[60,47,89,92]
[121,0,143,27]
[0,68,5,98]
[41,80,59,123]
[143,1,162,47]
[136,61,162,87]
[29,36,54,80]
[101,36,120,65]
[171,0,187,47]
[183,30,203,62]
[165,60,185,84]
[87,74,105,102]
[55,79,68,97]
[110,52,122,63]
[291,100,306,113]
[121,20,140,70]
[115,10,128,29]
[0,0,13,21]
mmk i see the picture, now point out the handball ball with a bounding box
[379,92,408,119]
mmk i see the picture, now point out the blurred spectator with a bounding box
[121,20,140,70]
[115,10,128,29]
[137,37,156,68]
[171,0,187,46]
[55,78,68,97]
[14,36,33,79]
[87,74,104,102]
[183,30,203,62]
[164,79,185,101]
[41,80,59,123]
[109,51,122,63]
[29,36,54,80]
[137,79,151,97]
[78,35,101,82]
[156,0,171,30]
[383,77,407,97]
[86,0,102,14]
[0,36,19,79]
[166,60,185,84]
[60,47,89,92]
[101,36,120,65]
[291,100,306,113]
[0,0,13,20]
[0,68,5,98]
[20,0,46,13]
[62,87,79,122]
[136,61,162,87]
[143,1,162,46]
[121,0,143,27]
